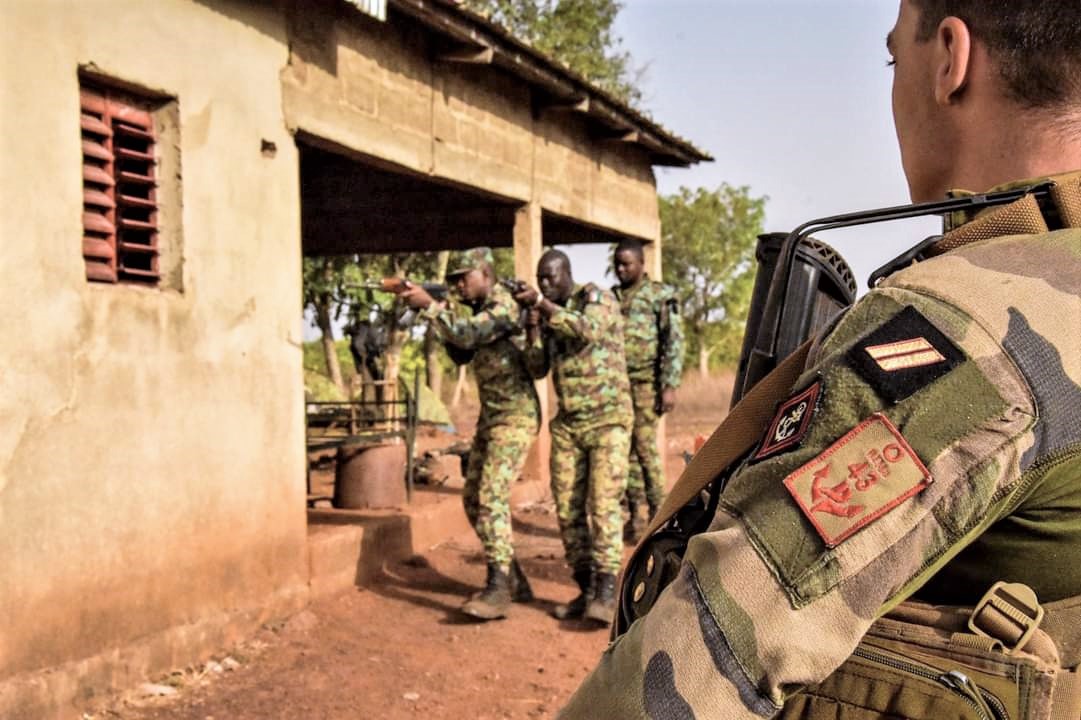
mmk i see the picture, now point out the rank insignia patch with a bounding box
[753,380,822,461]
[848,306,964,403]
[783,413,932,547]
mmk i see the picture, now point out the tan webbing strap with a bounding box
[929,193,1049,256]
[1044,595,1081,669]
[620,341,812,587]
[1047,592,1081,720]
[1050,171,1081,228]
[1050,670,1081,720]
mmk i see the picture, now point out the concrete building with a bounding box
[0,0,707,716]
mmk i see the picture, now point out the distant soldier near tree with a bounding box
[513,249,633,626]
[612,238,684,542]
[397,247,539,621]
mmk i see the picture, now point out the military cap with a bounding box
[446,247,495,277]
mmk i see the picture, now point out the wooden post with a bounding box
[514,201,550,486]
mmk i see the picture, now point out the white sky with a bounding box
[564,0,941,290]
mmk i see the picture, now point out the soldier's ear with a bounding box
[933,16,971,105]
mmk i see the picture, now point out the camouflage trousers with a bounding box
[549,420,630,576]
[463,418,536,572]
[626,381,666,514]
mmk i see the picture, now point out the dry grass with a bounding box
[668,370,736,439]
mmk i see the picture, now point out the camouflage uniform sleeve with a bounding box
[660,286,685,390]
[545,294,608,345]
[424,295,516,350]
[560,285,1045,719]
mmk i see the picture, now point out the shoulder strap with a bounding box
[623,340,812,574]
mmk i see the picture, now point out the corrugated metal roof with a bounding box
[345,0,386,21]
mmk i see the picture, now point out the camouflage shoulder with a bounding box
[579,282,606,305]
[487,282,516,310]
[651,280,679,301]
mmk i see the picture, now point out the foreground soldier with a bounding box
[561,1,1081,717]
[612,238,684,541]
[399,248,539,620]
[515,250,633,626]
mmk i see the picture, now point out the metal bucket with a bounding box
[333,440,407,509]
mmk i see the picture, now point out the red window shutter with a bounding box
[81,88,117,283]
[79,84,160,285]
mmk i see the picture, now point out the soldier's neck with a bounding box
[947,109,1081,196]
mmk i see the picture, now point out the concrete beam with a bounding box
[540,95,589,114]
[438,44,494,64]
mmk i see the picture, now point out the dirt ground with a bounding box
[88,374,733,720]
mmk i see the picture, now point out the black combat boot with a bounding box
[460,563,512,621]
[551,567,592,620]
[623,500,640,544]
[509,558,534,603]
[584,572,618,626]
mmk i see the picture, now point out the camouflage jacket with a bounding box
[526,283,633,432]
[560,179,1081,718]
[424,283,539,430]
[613,276,685,388]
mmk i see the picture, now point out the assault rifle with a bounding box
[351,278,449,301]
[653,296,679,414]
[499,278,532,329]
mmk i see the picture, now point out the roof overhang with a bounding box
[384,0,712,167]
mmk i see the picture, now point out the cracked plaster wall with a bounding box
[0,0,309,710]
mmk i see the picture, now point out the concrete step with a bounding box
[307,478,549,598]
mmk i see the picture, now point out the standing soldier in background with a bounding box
[514,249,633,626]
[612,238,684,542]
[398,248,539,621]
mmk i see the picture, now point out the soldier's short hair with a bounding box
[910,0,1081,110]
[540,248,571,270]
[614,238,645,261]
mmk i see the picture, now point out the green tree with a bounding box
[302,252,445,396]
[660,185,767,377]
[464,0,642,104]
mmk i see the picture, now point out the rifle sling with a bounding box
[619,340,812,618]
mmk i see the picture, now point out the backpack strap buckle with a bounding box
[969,581,1045,655]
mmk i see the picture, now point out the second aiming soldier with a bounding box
[611,238,684,541]
[399,247,540,621]
[515,249,633,626]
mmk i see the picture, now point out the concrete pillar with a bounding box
[514,201,550,486]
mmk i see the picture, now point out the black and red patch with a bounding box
[847,306,965,403]
[753,380,822,461]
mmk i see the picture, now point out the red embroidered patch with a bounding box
[753,381,821,461]
[783,413,932,547]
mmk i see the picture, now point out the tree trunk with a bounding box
[425,250,451,397]
[698,345,712,379]
[315,296,346,394]
[383,325,410,428]
[425,328,442,398]
[452,364,468,407]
